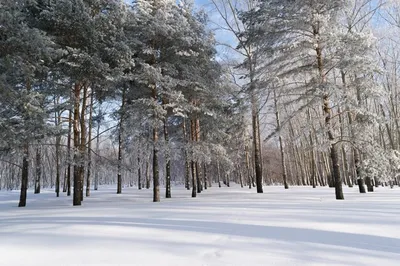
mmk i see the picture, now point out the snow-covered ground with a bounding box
[1,185,400,266]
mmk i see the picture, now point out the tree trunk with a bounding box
[217,161,221,188]
[152,129,160,202]
[164,118,171,198]
[94,105,101,191]
[354,148,365,193]
[18,144,29,207]
[183,118,190,190]
[67,103,72,196]
[63,168,67,193]
[79,84,88,202]
[86,90,94,197]
[252,95,263,193]
[245,145,252,189]
[195,118,202,193]
[138,156,142,190]
[146,158,150,189]
[330,142,344,200]
[366,176,374,192]
[117,88,126,195]
[73,83,82,206]
[117,130,123,194]
[239,169,243,188]
[315,25,343,199]
[323,95,343,199]
[191,160,197,197]
[190,118,197,197]
[275,90,288,189]
[152,88,160,202]
[54,97,61,198]
[34,145,41,194]
[196,162,202,193]
[185,160,190,190]
[203,163,208,190]
[342,146,352,187]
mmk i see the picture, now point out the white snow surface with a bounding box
[1,185,400,266]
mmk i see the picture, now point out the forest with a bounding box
[1,0,399,208]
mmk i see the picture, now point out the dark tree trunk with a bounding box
[67,104,72,196]
[117,89,126,195]
[185,160,190,190]
[194,119,202,193]
[18,144,29,207]
[330,143,344,200]
[34,145,41,194]
[55,139,60,198]
[146,159,150,189]
[358,178,366,193]
[138,156,142,190]
[153,131,160,202]
[203,163,208,190]
[54,96,61,198]
[117,138,122,195]
[191,161,197,197]
[63,168,67,193]
[73,163,82,206]
[73,83,82,206]
[86,145,91,197]
[183,118,190,190]
[355,150,366,193]
[366,177,374,192]
[252,105,263,193]
[165,159,171,198]
[190,118,197,197]
[164,119,171,198]
[196,162,202,193]
[217,162,221,188]
[79,85,88,202]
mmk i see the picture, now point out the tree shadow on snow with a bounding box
[1,216,400,256]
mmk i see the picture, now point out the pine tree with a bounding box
[0,0,56,207]
[35,0,130,205]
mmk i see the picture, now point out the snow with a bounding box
[1,185,400,266]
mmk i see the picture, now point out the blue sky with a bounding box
[195,0,210,6]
